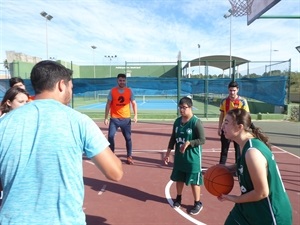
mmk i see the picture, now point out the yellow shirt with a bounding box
[219,96,250,114]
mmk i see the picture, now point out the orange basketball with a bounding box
[204,164,234,196]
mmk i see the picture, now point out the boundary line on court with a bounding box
[271,145,300,159]
[113,149,291,154]
[165,180,206,225]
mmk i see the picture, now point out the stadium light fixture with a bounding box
[40,11,53,59]
[105,55,117,77]
[296,46,300,53]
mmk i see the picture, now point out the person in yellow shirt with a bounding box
[104,73,138,165]
[218,81,249,164]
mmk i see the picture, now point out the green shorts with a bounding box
[170,169,203,186]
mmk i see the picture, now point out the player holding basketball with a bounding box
[104,73,138,165]
[219,108,292,225]
[164,96,206,215]
[218,81,249,164]
[0,60,123,224]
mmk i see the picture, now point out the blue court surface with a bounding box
[76,100,179,110]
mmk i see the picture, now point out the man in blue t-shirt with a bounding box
[0,60,123,225]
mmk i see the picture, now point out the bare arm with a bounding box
[219,148,269,203]
[91,146,123,182]
[104,99,111,126]
[131,100,138,123]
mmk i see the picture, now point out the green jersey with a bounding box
[168,115,205,173]
[228,138,292,225]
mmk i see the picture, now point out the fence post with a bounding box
[177,60,182,116]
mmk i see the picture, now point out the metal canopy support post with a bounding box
[204,61,209,119]
[177,60,182,117]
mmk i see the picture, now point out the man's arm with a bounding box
[91,146,123,182]
[104,99,111,125]
[131,100,138,123]
[218,111,224,136]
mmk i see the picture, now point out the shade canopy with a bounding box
[183,55,250,71]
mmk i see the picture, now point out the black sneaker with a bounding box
[189,202,203,215]
[173,198,181,208]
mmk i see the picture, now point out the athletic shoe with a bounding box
[126,156,134,165]
[173,197,181,208]
[189,202,203,215]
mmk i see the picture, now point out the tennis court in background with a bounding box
[75,95,204,111]
[76,101,176,110]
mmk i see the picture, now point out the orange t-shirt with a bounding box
[110,87,132,118]
[28,95,35,102]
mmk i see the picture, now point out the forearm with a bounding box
[218,113,224,129]
[189,120,205,147]
[165,148,172,157]
[104,105,110,119]
[227,189,269,204]
[133,103,137,117]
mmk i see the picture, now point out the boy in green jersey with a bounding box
[164,96,206,215]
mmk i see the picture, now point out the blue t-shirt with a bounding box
[0,99,109,225]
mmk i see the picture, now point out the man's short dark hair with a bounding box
[9,77,24,88]
[117,73,126,79]
[228,81,239,89]
[179,96,193,107]
[30,60,72,94]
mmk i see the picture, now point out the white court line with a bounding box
[165,180,206,225]
[271,145,300,159]
[85,160,95,165]
[113,148,292,154]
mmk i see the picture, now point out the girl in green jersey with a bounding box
[219,108,292,225]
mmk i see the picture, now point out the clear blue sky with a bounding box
[0,0,299,73]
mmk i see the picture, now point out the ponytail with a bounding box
[249,123,272,150]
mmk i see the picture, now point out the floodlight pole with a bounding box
[269,42,278,76]
[198,44,201,76]
[40,11,53,59]
[105,55,117,77]
[91,46,97,78]
[224,9,232,78]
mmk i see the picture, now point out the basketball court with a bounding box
[1,1,299,224]
[81,5,300,223]
[83,120,299,225]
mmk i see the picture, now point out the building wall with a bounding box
[6,61,177,79]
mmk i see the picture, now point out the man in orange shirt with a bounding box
[218,81,249,164]
[104,73,138,165]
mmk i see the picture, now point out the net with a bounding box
[135,95,178,104]
[229,0,254,17]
